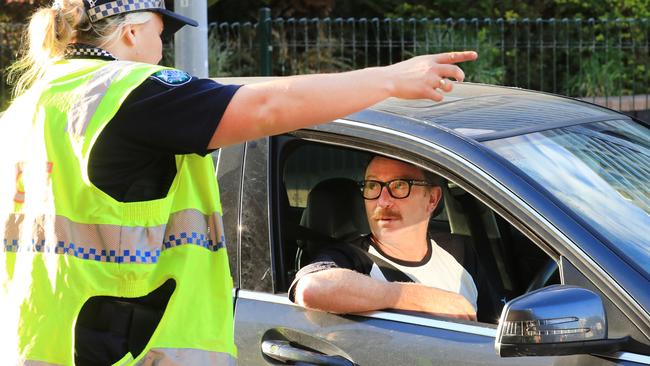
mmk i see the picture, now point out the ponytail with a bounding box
[7,1,152,98]
[8,1,88,98]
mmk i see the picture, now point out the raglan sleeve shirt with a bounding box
[288,241,375,302]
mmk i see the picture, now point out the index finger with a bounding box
[433,51,478,64]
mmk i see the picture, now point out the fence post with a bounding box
[258,7,273,76]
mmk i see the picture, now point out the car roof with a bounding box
[215,77,628,142]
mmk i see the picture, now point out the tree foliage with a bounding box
[208,0,650,21]
[1,0,50,22]
[3,0,648,22]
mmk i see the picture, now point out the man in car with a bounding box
[289,156,478,321]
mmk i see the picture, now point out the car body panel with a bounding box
[235,291,646,366]
[234,291,552,366]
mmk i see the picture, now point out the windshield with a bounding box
[484,119,650,276]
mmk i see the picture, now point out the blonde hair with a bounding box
[7,0,153,98]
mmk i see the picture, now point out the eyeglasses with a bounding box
[359,179,432,200]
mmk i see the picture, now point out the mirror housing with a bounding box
[495,285,627,357]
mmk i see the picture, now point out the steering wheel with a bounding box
[524,258,559,293]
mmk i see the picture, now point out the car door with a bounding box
[217,125,649,365]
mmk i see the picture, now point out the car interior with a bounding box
[272,138,560,324]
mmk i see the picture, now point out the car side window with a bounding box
[276,139,559,324]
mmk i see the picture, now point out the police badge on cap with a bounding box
[84,0,198,35]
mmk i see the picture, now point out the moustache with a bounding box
[371,207,402,221]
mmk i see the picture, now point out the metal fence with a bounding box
[2,11,650,116]
[208,10,649,116]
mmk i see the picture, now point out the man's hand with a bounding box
[385,51,478,101]
[414,286,477,321]
[388,282,477,321]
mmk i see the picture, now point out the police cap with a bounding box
[84,0,198,35]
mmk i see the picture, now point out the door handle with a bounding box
[261,340,355,366]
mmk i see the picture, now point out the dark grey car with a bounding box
[214,80,650,365]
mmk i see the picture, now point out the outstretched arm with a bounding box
[210,51,477,148]
[294,268,477,321]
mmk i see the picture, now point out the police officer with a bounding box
[0,0,477,364]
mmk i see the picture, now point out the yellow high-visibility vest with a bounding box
[0,59,236,365]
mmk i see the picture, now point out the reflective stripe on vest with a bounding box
[3,209,225,263]
[67,61,136,137]
[1,59,236,364]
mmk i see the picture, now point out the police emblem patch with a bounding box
[150,69,192,87]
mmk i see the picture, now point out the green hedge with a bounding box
[3,17,649,112]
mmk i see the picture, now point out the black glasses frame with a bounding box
[359,179,432,200]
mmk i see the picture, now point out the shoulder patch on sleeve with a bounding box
[149,69,192,87]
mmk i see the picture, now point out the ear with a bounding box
[427,186,442,214]
[122,24,138,47]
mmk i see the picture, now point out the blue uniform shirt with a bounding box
[88,69,241,202]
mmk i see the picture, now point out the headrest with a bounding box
[300,177,370,241]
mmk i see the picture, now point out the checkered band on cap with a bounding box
[87,0,166,23]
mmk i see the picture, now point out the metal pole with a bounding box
[174,0,209,78]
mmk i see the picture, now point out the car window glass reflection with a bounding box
[485,120,650,278]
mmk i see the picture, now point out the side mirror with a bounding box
[495,285,628,357]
